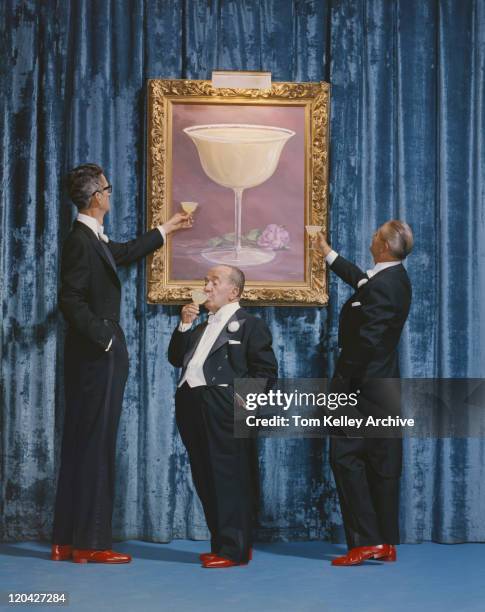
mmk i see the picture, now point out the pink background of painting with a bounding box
[169,103,305,282]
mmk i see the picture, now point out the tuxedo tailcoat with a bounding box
[52,221,164,549]
[168,307,277,563]
[329,254,412,548]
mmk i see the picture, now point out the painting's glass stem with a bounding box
[233,187,243,258]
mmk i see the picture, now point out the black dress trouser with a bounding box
[175,383,255,563]
[330,436,402,548]
[52,321,129,549]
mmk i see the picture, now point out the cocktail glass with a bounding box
[190,289,208,305]
[184,124,295,266]
[181,201,199,214]
[305,225,323,249]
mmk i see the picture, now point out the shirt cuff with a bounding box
[157,225,166,241]
[325,250,338,266]
[104,338,113,352]
[178,322,192,332]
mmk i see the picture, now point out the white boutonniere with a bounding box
[227,321,240,333]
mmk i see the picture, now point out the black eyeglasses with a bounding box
[92,184,112,196]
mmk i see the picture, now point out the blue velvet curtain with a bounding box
[2,0,485,543]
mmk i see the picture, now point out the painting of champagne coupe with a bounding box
[184,124,295,266]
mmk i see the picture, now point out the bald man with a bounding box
[168,265,277,568]
[316,220,413,566]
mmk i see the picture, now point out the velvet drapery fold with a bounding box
[1,0,484,543]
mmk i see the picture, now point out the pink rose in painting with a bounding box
[257,224,290,250]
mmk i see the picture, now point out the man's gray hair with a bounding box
[382,220,414,260]
[224,265,245,297]
[66,163,104,211]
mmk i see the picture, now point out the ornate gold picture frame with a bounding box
[146,79,329,305]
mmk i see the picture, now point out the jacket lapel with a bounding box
[207,310,246,358]
[365,263,404,284]
[97,239,117,271]
[350,263,404,298]
[182,322,208,367]
[74,221,119,279]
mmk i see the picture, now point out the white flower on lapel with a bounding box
[227,321,240,333]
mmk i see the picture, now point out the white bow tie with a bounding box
[208,312,225,326]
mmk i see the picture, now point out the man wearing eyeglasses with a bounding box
[51,163,192,564]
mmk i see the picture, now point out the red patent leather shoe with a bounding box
[51,544,73,561]
[381,544,397,561]
[72,549,132,564]
[202,554,250,568]
[200,548,252,563]
[332,544,395,566]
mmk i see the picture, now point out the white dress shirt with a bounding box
[325,249,339,266]
[77,213,105,239]
[76,213,166,242]
[325,249,401,287]
[178,301,241,388]
[365,260,401,278]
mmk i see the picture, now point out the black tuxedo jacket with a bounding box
[168,307,278,387]
[331,255,412,379]
[59,220,164,350]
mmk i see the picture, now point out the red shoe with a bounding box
[202,554,250,568]
[72,549,132,564]
[200,548,252,563]
[332,544,394,566]
[51,544,73,561]
[381,545,397,561]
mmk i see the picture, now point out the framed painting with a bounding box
[146,78,330,305]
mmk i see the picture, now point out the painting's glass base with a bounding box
[201,246,276,266]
